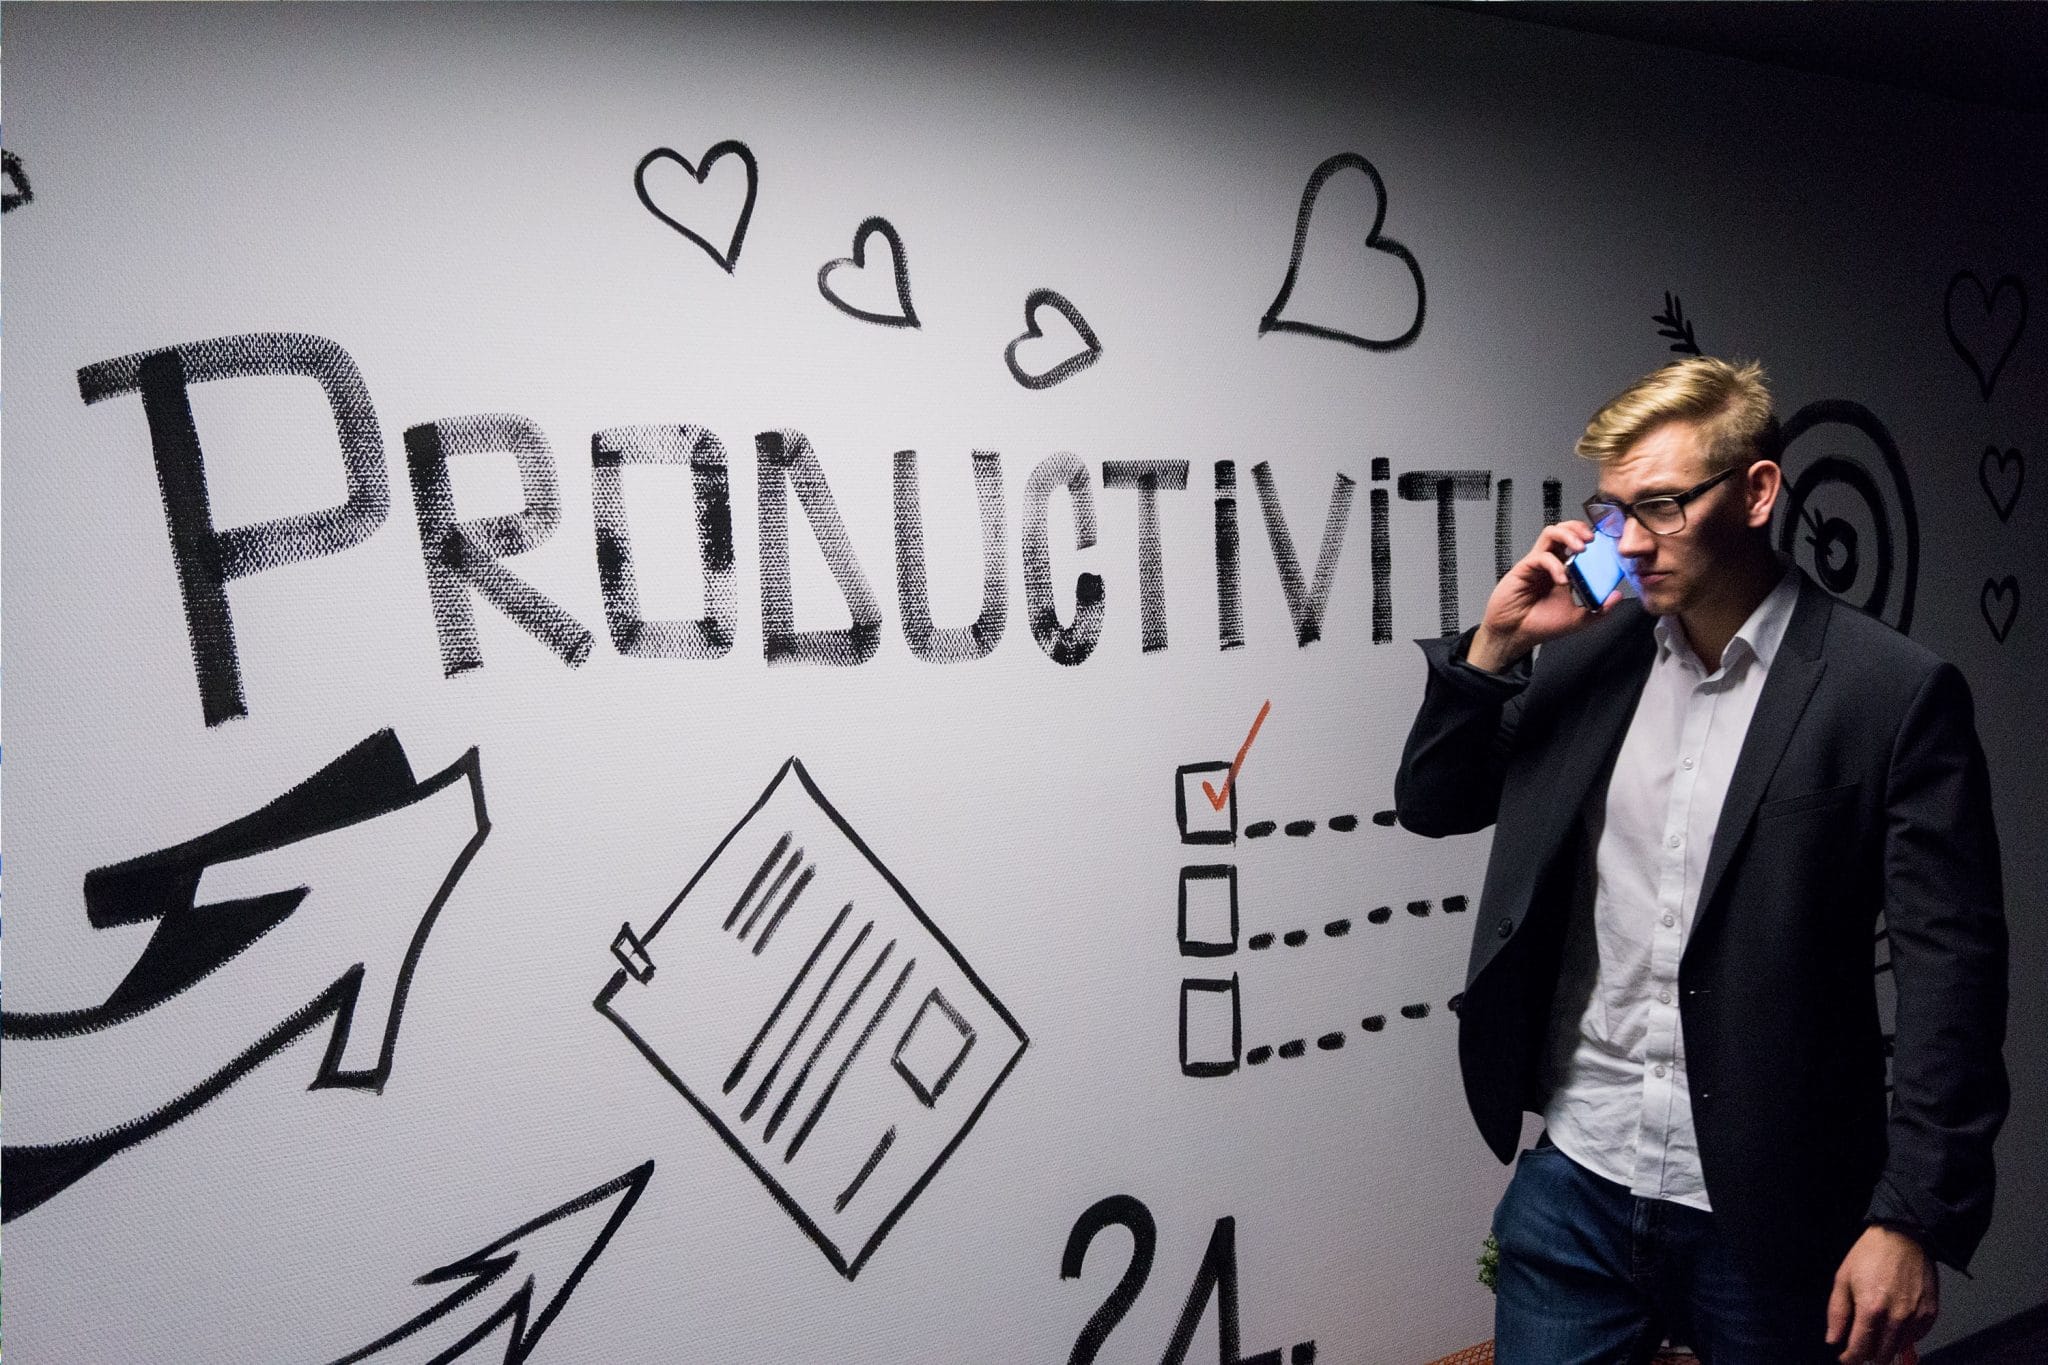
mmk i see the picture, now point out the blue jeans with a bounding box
[1491,1135,1838,1364]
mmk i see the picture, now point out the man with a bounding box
[1395,358,2007,1364]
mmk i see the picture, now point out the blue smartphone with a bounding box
[1566,530,1628,610]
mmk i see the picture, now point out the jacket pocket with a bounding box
[1758,781,1860,818]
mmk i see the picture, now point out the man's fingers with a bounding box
[1827,1276,1854,1352]
[1878,1312,1915,1364]
[1847,1299,1903,1365]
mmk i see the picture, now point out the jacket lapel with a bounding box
[1515,612,1658,891]
[1692,573,1834,925]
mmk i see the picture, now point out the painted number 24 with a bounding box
[1061,1195,1316,1365]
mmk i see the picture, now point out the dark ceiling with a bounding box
[1434,1,2048,119]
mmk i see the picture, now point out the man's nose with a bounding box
[1617,515,1657,559]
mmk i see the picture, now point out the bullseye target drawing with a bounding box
[1774,400,1920,635]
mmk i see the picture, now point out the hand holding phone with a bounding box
[1566,529,1629,611]
[1469,521,1625,672]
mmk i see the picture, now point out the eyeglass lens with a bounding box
[1586,498,1684,535]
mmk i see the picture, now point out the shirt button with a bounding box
[1658,990,1672,1005]
[1682,756,1695,770]
[1497,918,1514,939]
[1667,834,1681,848]
[1662,914,1676,928]
[1654,1064,1667,1079]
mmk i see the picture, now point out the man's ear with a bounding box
[1745,460,1783,529]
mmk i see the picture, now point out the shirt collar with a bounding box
[1653,562,1799,674]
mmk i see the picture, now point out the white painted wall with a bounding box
[4,5,2041,1360]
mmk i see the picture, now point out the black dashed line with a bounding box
[1246,820,1277,839]
[1284,819,1316,837]
[1444,895,1468,913]
[1283,929,1308,947]
[1406,899,1431,917]
[1324,919,1352,937]
[1372,810,1397,826]
[1245,999,1454,1075]
[1248,932,1275,951]
[1367,906,1392,924]
[1329,814,1359,832]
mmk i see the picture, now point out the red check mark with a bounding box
[1202,699,1272,811]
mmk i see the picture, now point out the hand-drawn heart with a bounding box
[1005,288,1101,390]
[1260,151,1426,352]
[818,216,919,329]
[634,140,759,273]
[1981,575,2020,644]
[1979,446,2025,523]
[1,149,32,213]
[1944,271,2027,402]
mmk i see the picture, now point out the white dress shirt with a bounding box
[1542,566,1800,1210]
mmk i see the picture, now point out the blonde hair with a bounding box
[1576,357,1781,475]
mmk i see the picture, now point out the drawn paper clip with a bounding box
[612,922,657,983]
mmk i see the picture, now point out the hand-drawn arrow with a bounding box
[1,730,490,1222]
[330,1161,654,1365]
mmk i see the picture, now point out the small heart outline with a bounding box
[1005,288,1101,391]
[1981,575,2020,644]
[635,140,759,274]
[1260,151,1426,352]
[1979,446,2025,523]
[1944,271,2028,402]
[818,216,920,329]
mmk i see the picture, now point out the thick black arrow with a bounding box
[330,1161,654,1365]
[1,730,491,1221]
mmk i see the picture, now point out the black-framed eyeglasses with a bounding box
[1583,466,1740,537]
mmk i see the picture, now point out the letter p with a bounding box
[78,333,389,726]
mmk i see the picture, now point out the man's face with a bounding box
[1597,421,1762,619]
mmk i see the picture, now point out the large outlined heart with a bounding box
[635,140,759,273]
[2,149,32,213]
[818,216,919,328]
[1981,575,2020,644]
[1944,271,2027,401]
[1260,152,1425,352]
[1005,288,1101,390]
[1979,446,2024,522]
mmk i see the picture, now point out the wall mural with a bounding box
[1947,270,2031,646]
[3,730,491,1222]
[598,757,1027,1279]
[5,7,2039,1363]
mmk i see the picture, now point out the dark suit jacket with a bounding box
[1395,570,2007,1282]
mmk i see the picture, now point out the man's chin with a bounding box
[1635,574,1678,613]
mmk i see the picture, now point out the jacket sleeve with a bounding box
[1393,627,1532,838]
[1864,661,2009,1273]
